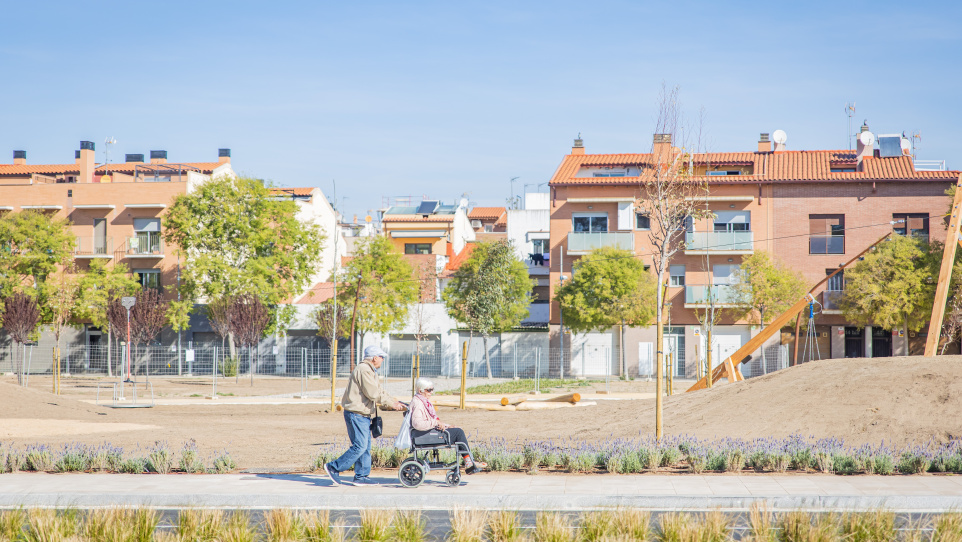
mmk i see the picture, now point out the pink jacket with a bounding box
[410,394,440,431]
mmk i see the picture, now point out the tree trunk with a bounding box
[904,317,910,356]
[483,335,493,379]
[107,330,113,378]
[349,277,363,371]
[655,275,665,440]
[16,343,24,386]
[706,325,713,389]
[620,321,627,379]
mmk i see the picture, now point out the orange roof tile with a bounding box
[97,162,224,174]
[0,164,80,175]
[382,215,455,223]
[469,207,506,220]
[270,187,315,197]
[549,149,959,186]
[292,282,336,304]
[442,242,478,277]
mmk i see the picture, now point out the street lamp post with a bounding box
[121,296,136,383]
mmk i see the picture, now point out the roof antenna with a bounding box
[844,102,855,151]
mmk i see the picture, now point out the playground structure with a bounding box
[687,174,962,392]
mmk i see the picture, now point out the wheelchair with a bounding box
[397,428,471,488]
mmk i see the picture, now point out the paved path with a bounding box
[2,472,961,511]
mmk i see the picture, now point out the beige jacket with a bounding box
[340,359,396,417]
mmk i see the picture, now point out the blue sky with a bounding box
[2,1,959,219]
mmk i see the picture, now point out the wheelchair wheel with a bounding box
[445,469,461,487]
[398,459,425,488]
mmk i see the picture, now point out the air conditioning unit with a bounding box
[471,220,482,229]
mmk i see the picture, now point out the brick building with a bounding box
[547,128,959,378]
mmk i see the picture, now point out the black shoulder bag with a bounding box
[370,406,383,438]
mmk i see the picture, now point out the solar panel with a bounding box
[878,135,902,158]
[417,200,439,214]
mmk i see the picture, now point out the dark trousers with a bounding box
[413,427,471,455]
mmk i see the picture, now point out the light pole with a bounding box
[509,177,520,209]
[121,296,136,383]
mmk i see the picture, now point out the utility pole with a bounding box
[558,245,565,379]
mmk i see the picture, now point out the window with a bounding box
[484,224,494,232]
[572,213,608,233]
[592,170,627,177]
[831,168,856,172]
[713,264,740,285]
[636,213,651,230]
[712,211,750,232]
[532,239,548,254]
[826,269,845,291]
[133,218,161,254]
[893,213,929,241]
[706,170,741,176]
[135,269,161,290]
[404,243,432,255]
[809,214,845,254]
[670,265,685,287]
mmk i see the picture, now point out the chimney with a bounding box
[125,154,144,163]
[757,133,772,153]
[856,121,874,167]
[13,150,26,165]
[653,133,672,160]
[353,214,358,224]
[75,150,81,164]
[571,134,584,155]
[78,141,95,183]
[218,148,231,164]
[150,150,167,164]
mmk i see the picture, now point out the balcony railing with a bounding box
[810,235,844,254]
[822,290,843,311]
[125,235,164,257]
[685,284,741,306]
[567,232,634,254]
[685,231,753,253]
[74,236,113,258]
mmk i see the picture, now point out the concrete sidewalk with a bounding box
[1,472,961,511]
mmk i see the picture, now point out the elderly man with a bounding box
[325,345,405,486]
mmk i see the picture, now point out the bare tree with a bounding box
[2,292,41,386]
[410,258,438,394]
[941,289,962,354]
[207,295,237,363]
[636,85,710,439]
[128,288,169,376]
[48,265,79,393]
[231,293,270,386]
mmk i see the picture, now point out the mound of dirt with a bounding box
[0,381,109,421]
[497,355,962,447]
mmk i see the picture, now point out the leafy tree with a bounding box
[442,240,534,378]
[127,288,170,377]
[48,264,80,389]
[163,176,325,345]
[730,251,808,326]
[0,210,76,319]
[338,236,418,369]
[313,297,351,345]
[2,292,40,386]
[554,247,656,377]
[839,235,936,354]
[75,260,141,376]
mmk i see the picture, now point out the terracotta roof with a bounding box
[469,207,506,220]
[292,282,335,304]
[549,149,959,186]
[0,164,80,175]
[97,162,224,174]
[270,187,315,197]
[382,215,455,223]
[441,242,478,277]
[495,213,507,227]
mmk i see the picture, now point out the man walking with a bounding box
[325,345,405,486]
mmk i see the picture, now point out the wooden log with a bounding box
[430,398,517,411]
[500,395,527,406]
[542,392,581,403]
[515,400,596,411]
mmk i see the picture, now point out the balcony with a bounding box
[822,290,843,312]
[684,284,741,307]
[685,231,753,254]
[810,235,844,254]
[74,236,113,259]
[567,232,634,255]
[124,235,164,258]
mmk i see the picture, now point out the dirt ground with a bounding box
[2,355,961,470]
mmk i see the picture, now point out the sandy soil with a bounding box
[2,356,960,469]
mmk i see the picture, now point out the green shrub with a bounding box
[24,446,55,472]
[872,454,895,475]
[832,454,860,475]
[897,452,930,474]
[179,440,206,474]
[54,446,90,473]
[146,442,174,474]
[120,457,147,474]
[219,357,240,377]
[212,452,237,474]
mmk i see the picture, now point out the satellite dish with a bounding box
[859,131,875,147]
[900,137,911,154]
[772,130,788,144]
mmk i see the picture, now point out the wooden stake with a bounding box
[500,395,527,406]
[541,392,581,403]
[926,174,962,356]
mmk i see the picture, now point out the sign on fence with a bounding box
[185,349,195,362]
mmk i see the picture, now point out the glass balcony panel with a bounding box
[126,233,163,255]
[685,231,753,252]
[822,290,843,311]
[685,284,740,305]
[566,232,634,253]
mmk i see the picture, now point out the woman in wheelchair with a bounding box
[410,378,486,474]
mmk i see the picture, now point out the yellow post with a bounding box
[330,339,338,412]
[460,341,468,409]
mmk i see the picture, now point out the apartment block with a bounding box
[547,128,959,378]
